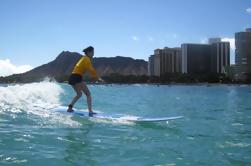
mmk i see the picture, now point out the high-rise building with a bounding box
[181,39,230,75]
[235,28,251,80]
[148,55,154,76]
[148,54,160,76]
[153,54,160,76]
[148,47,181,76]
[211,41,230,74]
[181,44,211,74]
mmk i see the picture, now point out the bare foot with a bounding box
[67,107,74,112]
[89,111,97,117]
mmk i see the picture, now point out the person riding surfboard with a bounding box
[67,46,104,116]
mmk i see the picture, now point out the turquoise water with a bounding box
[0,82,251,166]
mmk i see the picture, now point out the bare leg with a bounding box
[81,82,93,113]
[67,83,82,112]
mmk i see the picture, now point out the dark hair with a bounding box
[83,46,94,54]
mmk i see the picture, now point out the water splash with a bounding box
[89,114,138,125]
[0,81,81,127]
[0,81,62,113]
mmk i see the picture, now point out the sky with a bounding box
[0,0,251,76]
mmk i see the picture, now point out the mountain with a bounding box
[93,56,147,76]
[0,51,148,83]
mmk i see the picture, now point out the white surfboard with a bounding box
[51,106,183,122]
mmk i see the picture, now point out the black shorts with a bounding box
[68,74,83,85]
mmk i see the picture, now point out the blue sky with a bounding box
[0,0,250,70]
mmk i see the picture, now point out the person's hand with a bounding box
[98,78,105,83]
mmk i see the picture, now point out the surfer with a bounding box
[67,46,104,116]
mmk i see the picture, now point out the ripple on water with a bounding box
[0,155,27,164]
[225,141,250,148]
[14,137,29,143]
[1,83,251,165]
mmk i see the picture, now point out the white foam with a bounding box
[0,81,81,127]
[226,141,250,148]
[89,114,138,125]
[231,123,243,126]
[0,81,62,112]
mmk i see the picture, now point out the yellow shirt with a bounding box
[72,56,98,79]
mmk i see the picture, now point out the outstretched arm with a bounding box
[86,59,104,83]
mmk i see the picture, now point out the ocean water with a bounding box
[0,82,251,166]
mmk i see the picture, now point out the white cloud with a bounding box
[200,38,208,44]
[171,33,178,38]
[0,59,33,77]
[222,38,235,50]
[166,33,178,39]
[147,36,154,42]
[246,8,251,14]
[132,36,139,41]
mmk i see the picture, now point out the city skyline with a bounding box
[0,0,251,76]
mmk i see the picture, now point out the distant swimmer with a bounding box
[67,46,104,116]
